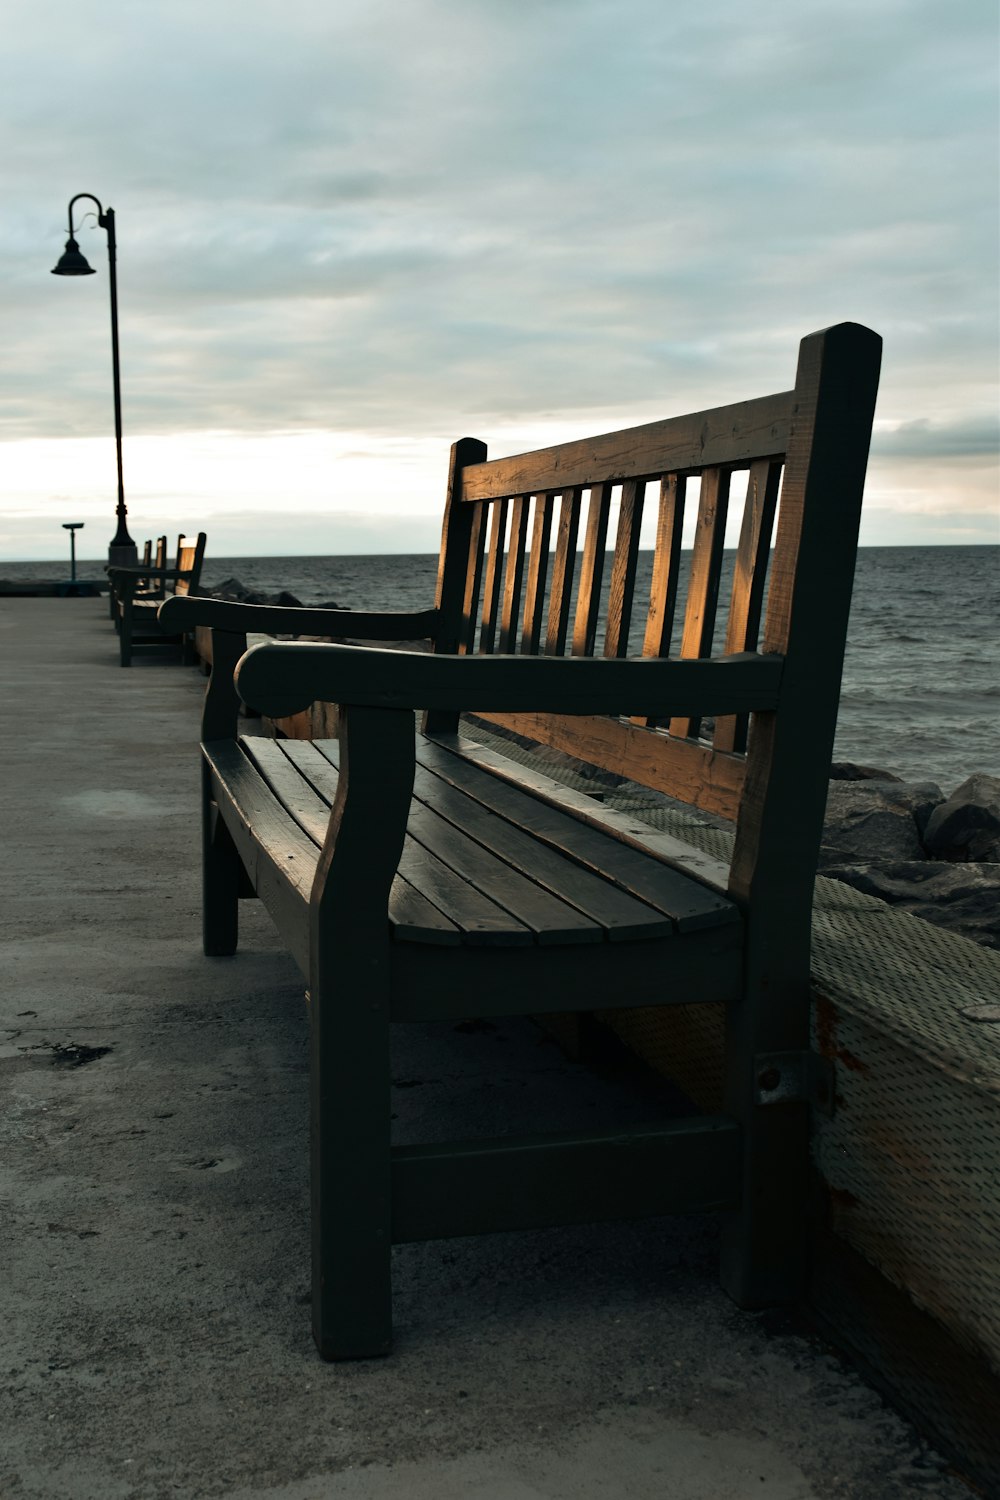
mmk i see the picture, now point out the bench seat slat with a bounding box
[223,738,461,947]
[275,739,532,946]
[419,736,737,927]
[308,740,606,945]
[410,762,673,942]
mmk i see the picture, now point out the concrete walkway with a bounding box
[1,598,972,1500]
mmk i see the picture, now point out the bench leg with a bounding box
[310,929,393,1360]
[203,765,240,956]
[719,960,810,1308]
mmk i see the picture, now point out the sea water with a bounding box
[6,545,996,794]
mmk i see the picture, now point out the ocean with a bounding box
[5,544,996,795]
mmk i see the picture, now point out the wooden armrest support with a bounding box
[233,641,783,720]
[157,595,439,641]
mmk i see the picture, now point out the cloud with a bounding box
[1,0,997,550]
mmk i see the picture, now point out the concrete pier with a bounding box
[0,598,973,1500]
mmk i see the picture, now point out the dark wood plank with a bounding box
[280,739,529,946]
[714,459,781,753]
[604,478,646,659]
[498,495,530,653]
[246,738,459,946]
[571,482,612,656]
[459,391,792,501]
[478,498,508,653]
[545,487,582,655]
[635,473,687,727]
[669,467,732,741]
[467,709,746,820]
[391,1116,741,1241]
[392,922,743,1021]
[204,741,316,973]
[520,493,554,654]
[411,760,673,940]
[405,798,604,945]
[418,737,738,928]
[461,502,487,654]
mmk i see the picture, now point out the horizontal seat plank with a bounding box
[410,763,671,942]
[204,741,316,973]
[309,740,605,946]
[223,738,459,946]
[277,739,531,946]
[419,736,737,929]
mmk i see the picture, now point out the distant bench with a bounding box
[160,322,881,1360]
[108,532,206,666]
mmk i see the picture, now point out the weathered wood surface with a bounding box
[167,323,882,1359]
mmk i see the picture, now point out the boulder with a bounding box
[829,762,903,782]
[819,780,944,867]
[207,578,306,608]
[922,773,1000,864]
[822,861,1000,951]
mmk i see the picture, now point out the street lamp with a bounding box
[51,194,137,567]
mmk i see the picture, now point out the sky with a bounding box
[3,0,998,561]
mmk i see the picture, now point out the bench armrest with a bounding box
[157,594,439,641]
[108,565,189,583]
[234,640,783,720]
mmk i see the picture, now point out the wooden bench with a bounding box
[108,532,206,666]
[160,322,881,1360]
[107,535,166,619]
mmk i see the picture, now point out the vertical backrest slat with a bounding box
[498,496,530,653]
[604,478,646,659]
[520,493,555,654]
[154,536,167,569]
[571,482,613,657]
[545,488,583,655]
[632,473,687,727]
[714,459,782,753]
[641,474,686,661]
[459,504,487,654]
[479,498,509,654]
[668,468,731,740]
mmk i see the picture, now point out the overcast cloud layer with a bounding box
[3,0,998,556]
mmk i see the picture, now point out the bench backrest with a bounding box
[173,533,207,597]
[431,322,881,917]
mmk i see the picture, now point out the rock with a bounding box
[207,579,307,608]
[822,861,1000,950]
[829,762,903,782]
[820,780,944,867]
[923,773,1000,863]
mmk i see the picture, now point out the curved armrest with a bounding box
[157,594,439,640]
[234,640,783,720]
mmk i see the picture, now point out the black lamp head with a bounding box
[51,236,96,276]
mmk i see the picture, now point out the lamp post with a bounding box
[51,194,137,567]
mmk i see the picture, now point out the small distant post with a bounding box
[62,522,84,583]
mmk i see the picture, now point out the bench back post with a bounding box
[424,437,488,734]
[730,323,882,945]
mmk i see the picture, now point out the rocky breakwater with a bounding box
[821,766,1000,950]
